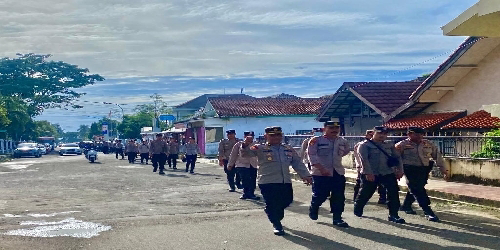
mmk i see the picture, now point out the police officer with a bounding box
[218,130,242,192]
[228,131,259,200]
[184,137,199,174]
[167,138,179,169]
[395,127,447,222]
[115,140,124,160]
[300,128,323,170]
[307,121,350,227]
[126,139,139,163]
[149,134,169,175]
[353,130,387,204]
[354,126,406,224]
[241,126,312,236]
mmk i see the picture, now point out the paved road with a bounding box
[0,154,499,250]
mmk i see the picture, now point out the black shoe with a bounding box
[400,207,417,215]
[353,205,363,217]
[236,184,243,190]
[388,215,406,224]
[239,195,248,200]
[173,167,177,170]
[229,189,236,192]
[377,199,387,205]
[424,209,440,222]
[272,222,284,236]
[309,206,319,221]
[190,171,194,174]
[153,168,157,173]
[185,168,189,172]
[248,195,261,200]
[169,166,172,168]
[159,171,165,175]
[333,219,349,228]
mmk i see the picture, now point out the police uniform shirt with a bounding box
[115,142,123,149]
[126,143,139,153]
[168,142,179,154]
[218,138,239,160]
[241,143,311,185]
[300,137,312,165]
[228,141,258,168]
[149,140,169,154]
[395,139,444,168]
[307,136,350,176]
[185,143,199,155]
[357,140,403,176]
[139,144,150,154]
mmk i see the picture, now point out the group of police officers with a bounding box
[219,122,447,236]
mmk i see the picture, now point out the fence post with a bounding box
[0,139,3,154]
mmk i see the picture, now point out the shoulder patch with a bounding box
[250,145,259,150]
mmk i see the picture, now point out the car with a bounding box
[59,143,83,156]
[13,143,42,158]
[38,144,47,155]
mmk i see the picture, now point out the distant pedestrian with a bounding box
[353,130,387,204]
[139,140,150,164]
[167,138,179,169]
[150,134,169,175]
[396,127,447,222]
[354,126,405,224]
[184,137,199,174]
[307,121,351,227]
[241,126,312,236]
[126,140,139,163]
[218,130,242,192]
[228,131,259,200]
[115,140,124,160]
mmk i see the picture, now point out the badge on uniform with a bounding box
[309,137,317,145]
[267,157,273,161]
[250,145,259,150]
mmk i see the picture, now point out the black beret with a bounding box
[244,131,255,136]
[408,126,425,134]
[324,121,340,127]
[265,126,282,135]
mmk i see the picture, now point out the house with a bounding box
[316,81,423,135]
[387,37,500,134]
[180,95,327,155]
[172,94,252,121]
[442,0,500,37]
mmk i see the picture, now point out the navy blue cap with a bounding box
[312,128,323,132]
[226,129,236,134]
[324,121,340,127]
[265,126,282,135]
[244,131,255,136]
[408,126,425,134]
[373,126,389,133]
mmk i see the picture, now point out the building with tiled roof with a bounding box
[442,110,500,130]
[172,94,253,121]
[384,111,466,131]
[317,80,422,135]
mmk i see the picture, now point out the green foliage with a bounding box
[33,120,60,138]
[77,125,90,140]
[87,118,120,139]
[0,54,104,117]
[0,98,10,127]
[471,128,500,159]
[117,112,154,139]
[61,132,79,143]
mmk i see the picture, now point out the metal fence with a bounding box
[257,135,500,159]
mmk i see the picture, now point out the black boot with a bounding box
[309,206,319,220]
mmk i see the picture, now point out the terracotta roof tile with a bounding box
[385,112,465,130]
[209,97,328,117]
[442,110,500,129]
[345,81,423,115]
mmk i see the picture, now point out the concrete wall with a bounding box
[425,44,500,113]
[444,157,500,183]
[203,116,324,139]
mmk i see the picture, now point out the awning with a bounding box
[442,0,500,37]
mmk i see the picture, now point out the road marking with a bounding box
[3,217,111,238]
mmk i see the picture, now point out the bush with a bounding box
[471,128,500,159]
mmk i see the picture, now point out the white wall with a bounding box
[203,116,323,139]
[425,44,500,114]
[343,117,382,136]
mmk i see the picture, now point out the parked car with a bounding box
[59,143,83,156]
[37,144,47,155]
[13,143,42,158]
[44,143,52,153]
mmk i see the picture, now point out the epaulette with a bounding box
[309,137,319,145]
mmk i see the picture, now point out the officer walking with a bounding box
[218,130,242,192]
[395,127,447,222]
[354,126,406,224]
[167,138,179,169]
[149,134,169,175]
[353,130,387,204]
[228,131,259,200]
[307,121,350,227]
[139,140,150,164]
[184,137,199,174]
[115,140,124,160]
[126,139,139,163]
[241,126,312,236]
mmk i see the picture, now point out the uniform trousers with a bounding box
[237,167,257,197]
[353,173,387,201]
[152,153,167,172]
[127,152,137,163]
[354,173,401,216]
[140,153,149,164]
[401,165,431,210]
[259,183,293,228]
[311,170,346,220]
[185,154,197,172]
[102,146,109,154]
[167,154,178,168]
[223,160,242,190]
[115,149,124,159]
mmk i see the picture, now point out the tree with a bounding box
[89,123,99,139]
[0,97,10,128]
[32,120,60,139]
[3,96,31,140]
[77,125,90,140]
[117,112,154,139]
[62,132,79,142]
[471,128,500,159]
[88,118,120,139]
[0,53,104,117]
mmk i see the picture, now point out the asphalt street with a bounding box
[0,153,499,250]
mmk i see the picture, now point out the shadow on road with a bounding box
[283,227,358,250]
[164,174,189,178]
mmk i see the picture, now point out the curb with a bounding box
[290,172,500,209]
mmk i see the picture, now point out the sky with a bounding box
[0,0,477,131]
